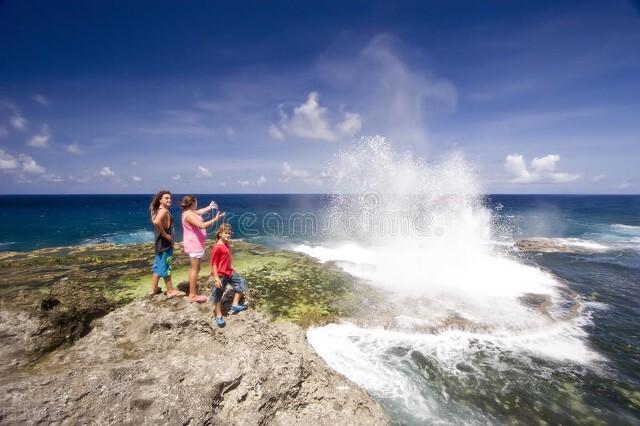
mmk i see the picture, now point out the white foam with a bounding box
[534,237,611,252]
[611,223,640,231]
[308,316,603,422]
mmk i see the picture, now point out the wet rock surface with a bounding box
[0,296,387,425]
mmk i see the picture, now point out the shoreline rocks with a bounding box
[0,241,388,425]
[0,296,387,425]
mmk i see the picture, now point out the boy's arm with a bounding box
[152,210,172,240]
[210,248,222,288]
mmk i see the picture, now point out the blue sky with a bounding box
[1,0,639,194]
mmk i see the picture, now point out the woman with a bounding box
[180,194,224,303]
[149,190,185,298]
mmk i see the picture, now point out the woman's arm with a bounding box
[185,211,225,229]
[194,201,217,216]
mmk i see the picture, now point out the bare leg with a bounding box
[232,292,243,306]
[163,276,175,292]
[149,273,161,295]
[215,301,223,318]
[188,257,201,299]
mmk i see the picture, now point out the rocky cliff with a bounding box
[0,243,388,425]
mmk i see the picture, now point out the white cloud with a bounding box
[43,173,63,182]
[280,92,336,141]
[11,116,28,131]
[281,161,310,182]
[197,166,212,178]
[336,112,362,136]
[238,179,251,187]
[173,174,182,181]
[67,144,81,154]
[530,154,560,172]
[33,94,48,105]
[69,175,91,183]
[0,150,18,170]
[100,166,115,177]
[131,176,142,182]
[19,154,46,174]
[592,174,606,182]
[504,153,579,183]
[225,127,236,136]
[257,175,266,187]
[27,124,50,148]
[268,124,285,140]
[276,92,362,142]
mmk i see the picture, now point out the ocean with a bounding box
[1,192,638,424]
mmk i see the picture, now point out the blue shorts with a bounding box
[152,248,173,278]
[210,272,246,303]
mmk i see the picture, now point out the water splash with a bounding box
[302,137,604,423]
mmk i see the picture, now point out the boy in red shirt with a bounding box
[210,223,247,327]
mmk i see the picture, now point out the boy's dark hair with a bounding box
[149,190,171,218]
[179,194,197,210]
[216,223,232,240]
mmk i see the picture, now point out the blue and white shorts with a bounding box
[210,272,246,303]
[152,248,173,278]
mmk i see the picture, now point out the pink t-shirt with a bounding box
[181,212,207,253]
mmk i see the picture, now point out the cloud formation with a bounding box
[281,161,310,182]
[505,153,579,183]
[67,144,81,154]
[197,165,212,177]
[27,124,50,148]
[0,149,18,170]
[275,92,362,142]
[99,166,115,177]
[268,124,284,140]
[11,115,28,131]
[19,154,46,174]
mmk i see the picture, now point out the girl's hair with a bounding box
[216,223,232,240]
[149,190,171,218]
[179,194,197,210]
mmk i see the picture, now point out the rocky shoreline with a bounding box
[0,242,388,425]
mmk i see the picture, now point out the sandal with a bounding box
[166,290,186,299]
[214,316,226,328]
[148,287,163,296]
[230,304,247,314]
[189,294,208,303]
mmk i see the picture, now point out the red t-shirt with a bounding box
[210,242,233,277]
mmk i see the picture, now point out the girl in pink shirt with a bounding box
[179,195,224,303]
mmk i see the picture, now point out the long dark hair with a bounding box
[179,194,197,210]
[149,190,171,218]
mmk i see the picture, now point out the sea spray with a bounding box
[303,136,604,423]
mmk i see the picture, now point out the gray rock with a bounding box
[0,297,388,425]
